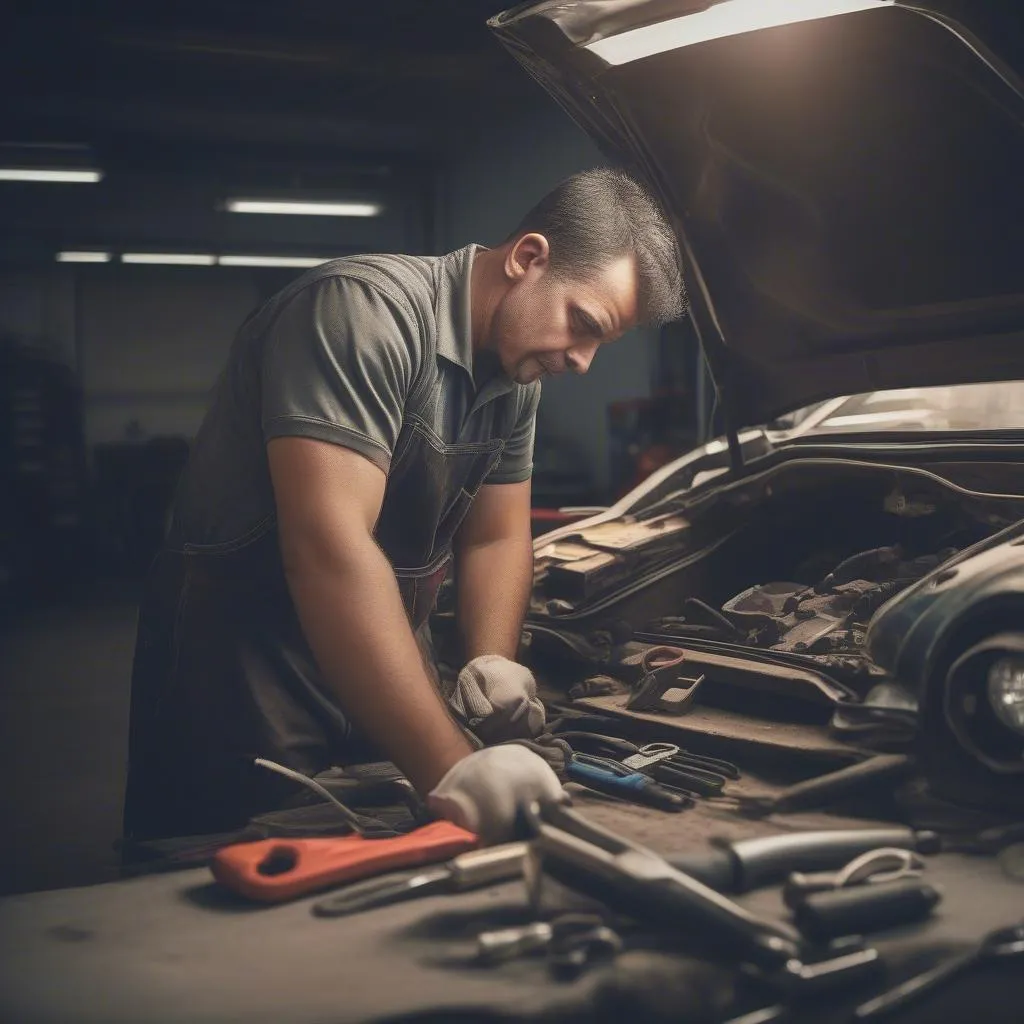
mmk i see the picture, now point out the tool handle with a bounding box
[793,879,941,943]
[723,827,939,893]
[769,755,914,814]
[568,761,687,811]
[449,842,528,888]
[209,821,477,903]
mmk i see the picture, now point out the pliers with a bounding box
[567,753,693,811]
[556,730,740,798]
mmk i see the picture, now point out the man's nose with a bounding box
[566,341,599,375]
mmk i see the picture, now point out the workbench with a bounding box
[2,786,1022,1024]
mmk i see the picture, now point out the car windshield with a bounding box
[770,382,1024,435]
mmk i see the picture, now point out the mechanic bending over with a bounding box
[123,168,684,846]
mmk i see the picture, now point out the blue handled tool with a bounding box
[567,753,692,812]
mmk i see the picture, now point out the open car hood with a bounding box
[489,1,1024,429]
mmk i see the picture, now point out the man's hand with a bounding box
[427,745,565,845]
[449,654,546,742]
[267,436,473,794]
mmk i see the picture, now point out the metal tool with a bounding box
[476,912,622,977]
[554,730,739,784]
[526,801,801,970]
[253,757,382,836]
[853,921,1024,1020]
[669,829,938,895]
[783,848,926,908]
[792,879,942,944]
[735,755,915,819]
[621,741,680,770]
[625,645,706,714]
[525,802,881,992]
[649,759,729,797]
[310,842,527,918]
[567,753,693,811]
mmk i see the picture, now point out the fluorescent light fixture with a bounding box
[225,199,382,217]
[586,0,893,65]
[122,253,216,265]
[0,167,103,183]
[218,255,330,268]
[57,251,111,263]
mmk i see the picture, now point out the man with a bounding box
[124,167,683,845]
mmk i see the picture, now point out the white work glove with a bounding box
[448,654,546,743]
[427,745,566,845]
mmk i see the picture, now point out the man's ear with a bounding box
[505,233,550,281]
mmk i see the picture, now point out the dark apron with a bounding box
[123,414,505,840]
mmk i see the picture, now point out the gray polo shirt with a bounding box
[171,244,540,550]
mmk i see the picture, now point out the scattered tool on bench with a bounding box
[853,920,1024,1020]
[624,645,706,714]
[524,801,882,994]
[566,752,693,811]
[669,828,939,895]
[782,847,926,908]
[209,757,477,902]
[475,911,622,977]
[556,730,739,801]
[733,755,916,819]
[311,842,527,918]
[791,878,942,944]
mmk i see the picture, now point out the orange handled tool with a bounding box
[210,820,478,903]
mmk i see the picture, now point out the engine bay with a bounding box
[529,456,1024,685]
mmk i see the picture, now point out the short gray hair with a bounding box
[509,167,685,326]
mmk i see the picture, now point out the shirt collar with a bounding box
[435,243,516,405]
[435,242,489,375]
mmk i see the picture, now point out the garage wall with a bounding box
[439,97,658,498]
[77,267,261,446]
[0,270,77,368]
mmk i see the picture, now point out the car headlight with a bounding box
[944,632,1024,775]
[987,656,1024,734]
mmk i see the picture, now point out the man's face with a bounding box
[488,244,641,385]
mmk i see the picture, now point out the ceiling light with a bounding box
[57,251,111,263]
[586,0,893,65]
[122,253,216,265]
[225,199,383,217]
[0,168,103,183]
[218,255,330,268]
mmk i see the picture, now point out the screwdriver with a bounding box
[567,754,693,811]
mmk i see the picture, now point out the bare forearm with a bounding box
[455,535,534,661]
[284,540,472,794]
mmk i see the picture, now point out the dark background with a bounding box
[0,0,701,895]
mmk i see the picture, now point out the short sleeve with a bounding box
[260,275,418,472]
[486,382,540,484]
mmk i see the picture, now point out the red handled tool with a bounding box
[210,820,478,903]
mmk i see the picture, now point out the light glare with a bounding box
[218,255,330,268]
[0,168,103,183]
[57,251,111,263]
[122,253,216,265]
[586,0,893,65]
[226,199,382,217]
[987,657,1024,734]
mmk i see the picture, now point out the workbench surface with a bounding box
[2,789,1022,1024]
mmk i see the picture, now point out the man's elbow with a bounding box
[277,520,379,583]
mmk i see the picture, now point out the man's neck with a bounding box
[469,245,506,354]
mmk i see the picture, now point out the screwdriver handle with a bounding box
[448,842,528,889]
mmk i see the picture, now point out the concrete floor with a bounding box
[0,585,140,896]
